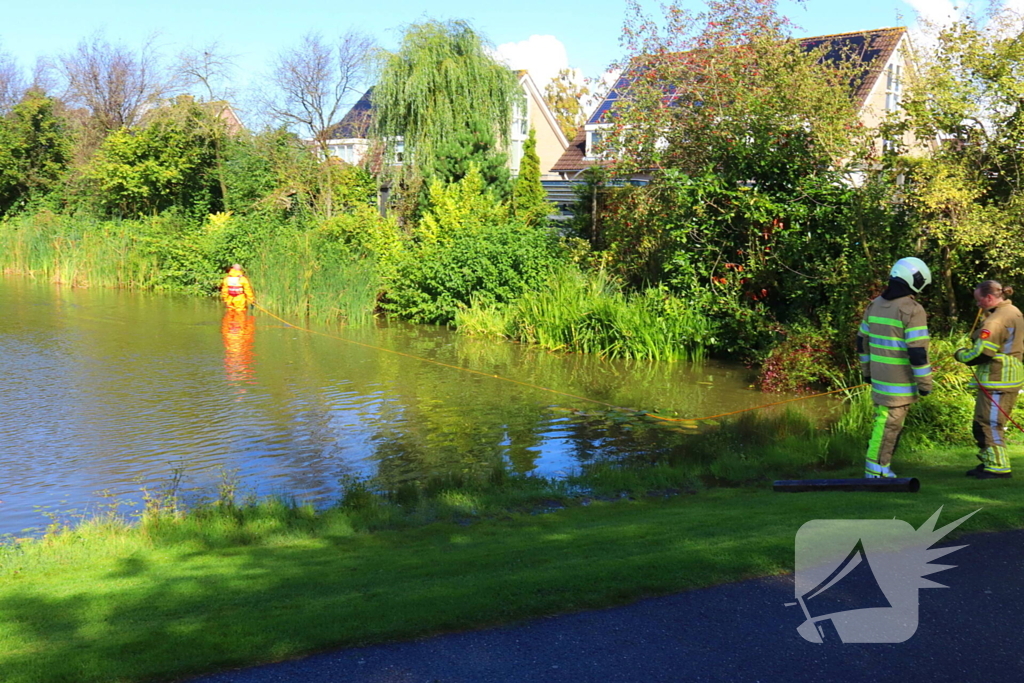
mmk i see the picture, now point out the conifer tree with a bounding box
[511,128,550,226]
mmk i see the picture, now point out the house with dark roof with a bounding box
[546,27,923,211]
[322,72,568,178]
[323,88,375,165]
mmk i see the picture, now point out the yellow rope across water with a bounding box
[254,303,864,425]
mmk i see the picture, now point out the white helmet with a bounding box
[890,257,931,293]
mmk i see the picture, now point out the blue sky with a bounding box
[0,0,983,105]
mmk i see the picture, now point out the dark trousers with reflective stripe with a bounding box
[866,404,910,472]
[973,390,1018,474]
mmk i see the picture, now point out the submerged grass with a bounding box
[456,267,712,361]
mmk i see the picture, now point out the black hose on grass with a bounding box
[773,478,920,493]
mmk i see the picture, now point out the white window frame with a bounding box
[885,63,902,113]
[584,125,616,160]
[509,101,529,176]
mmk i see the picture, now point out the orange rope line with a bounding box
[970,374,1024,435]
[254,304,861,425]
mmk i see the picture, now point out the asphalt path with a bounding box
[186,529,1024,683]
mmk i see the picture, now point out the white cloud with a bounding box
[1002,0,1024,15]
[903,0,962,27]
[902,0,964,52]
[493,35,570,90]
[904,0,1024,47]
[904,0,1024,28]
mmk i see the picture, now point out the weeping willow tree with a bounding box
[372,20,523,193]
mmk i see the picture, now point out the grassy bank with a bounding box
[2,440,1023,683]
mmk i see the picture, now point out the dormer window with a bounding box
[585,128,616,159]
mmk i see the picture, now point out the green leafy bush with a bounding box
[593,168,914,360]
[383,220,561,324]
[200,209,281,274]
[836,334,984,450]
[135,212,218,293]
[0,92,73,217]
[903,334,978,447]
[220,132,289,215]
[84,97,227,219]
[381,167,563,324]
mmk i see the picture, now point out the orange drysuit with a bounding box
[221,267,255,310]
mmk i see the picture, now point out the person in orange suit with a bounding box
[221,263,255,311]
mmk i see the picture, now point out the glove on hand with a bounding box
[918,389,931,397]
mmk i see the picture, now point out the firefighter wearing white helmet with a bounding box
[856,257,933,478]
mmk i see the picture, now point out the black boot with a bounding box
[975,470,1013,479]
[966,463,986,477]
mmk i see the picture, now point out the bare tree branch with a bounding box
[57,31,171,131]
[29,56,58,96]
[0,43,25,114]
[176,42,237,102]
[261,30,376,154]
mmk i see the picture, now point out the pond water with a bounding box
[0,276,832,536]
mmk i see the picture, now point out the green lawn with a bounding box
[2,453,1022,683]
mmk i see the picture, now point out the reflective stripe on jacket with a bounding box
[225,276,244,296]
[858,294,932,407]
[959,300,1024,391]
[220,269,254,306]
